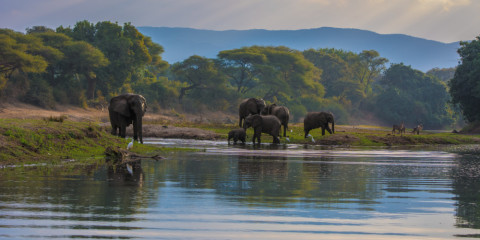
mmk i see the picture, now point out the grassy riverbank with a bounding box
[2,117,480,165]
[195,122,480,146]
[0,118,161,165]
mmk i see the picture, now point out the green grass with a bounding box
[0,119,162,165]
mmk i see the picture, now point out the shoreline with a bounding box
[2,104,480,165]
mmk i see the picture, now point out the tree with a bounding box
[172,55,228,102]
[60,21,167,99]
[62,41,109,99]
[217,47,267,94]
[258,46,323,103]
[449,36,480,123]
[0,29,55,92]
[357,50,388,96]
[375,63,452,128]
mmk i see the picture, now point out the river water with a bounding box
[2,139,480,239]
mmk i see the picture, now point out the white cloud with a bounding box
[0,0,479,42]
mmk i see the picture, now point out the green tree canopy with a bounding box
[449,36,480,123]
[172,55,228,103]
[217,46,267,94]
[375,63,452,128]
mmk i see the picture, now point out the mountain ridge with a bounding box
[138,26,460,72]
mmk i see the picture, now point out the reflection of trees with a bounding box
[452,155,480,229]
[0,160,149,220]
[146,152,380,207]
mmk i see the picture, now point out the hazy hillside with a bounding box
[138,27,460,72]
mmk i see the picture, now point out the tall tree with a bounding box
[0,29,55,91]
[217,47,267,94]
[375,63,452,128]
[449,36,480,123]
[259,46,323,103]
[172,55,227,102]
[357,50,388,96]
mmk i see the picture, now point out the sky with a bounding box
[1,0,479,43]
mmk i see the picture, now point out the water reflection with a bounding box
[2,140,480,239]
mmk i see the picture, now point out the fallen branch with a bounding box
[105,146,164,164]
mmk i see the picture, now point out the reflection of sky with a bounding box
[2,139,480,239]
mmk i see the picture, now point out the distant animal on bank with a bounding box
[228,128,246,144]
[412,124,423,135]
[303,112,335,138]
[392,122,405,135]
[238,98,266,128]
[108,93,147,143]
[261,104,290,137]
[244,114,281,145]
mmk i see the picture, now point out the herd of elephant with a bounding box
[228,98,335,145]
[106,94,335,145]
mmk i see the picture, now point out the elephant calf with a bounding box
[303,112,335,138]
[228,128,246,144]
[244,114,281,145]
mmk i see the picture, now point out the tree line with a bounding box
[1,21,471,129]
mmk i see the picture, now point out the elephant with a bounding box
[108,93,147,143]
[228,128,246,144]
[303,112,335,138]
[244,114,281,144]
[261,103,290,137]
[238,98,266,128]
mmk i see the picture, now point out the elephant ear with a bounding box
[111,97,131,117]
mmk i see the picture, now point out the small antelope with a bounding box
[392,122,405,135]
[412,124,423,135]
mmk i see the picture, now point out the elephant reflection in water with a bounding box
[108,160,144,187]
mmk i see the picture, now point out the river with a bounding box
[1,139,480,239]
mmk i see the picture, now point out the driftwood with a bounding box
[105,146,163,164]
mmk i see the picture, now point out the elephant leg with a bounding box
[283,124,287,137]
[239,117,243,128]
[111,125,118,136]
[304,129,310,138]
[321,127,326,136]
[119,125,126,138]
[325,125,333,134]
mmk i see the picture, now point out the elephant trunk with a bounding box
[137,115,143,144]
[332,120,335,134]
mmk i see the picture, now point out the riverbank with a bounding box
[2,103,480,165]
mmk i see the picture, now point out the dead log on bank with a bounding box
[105,146,163,164]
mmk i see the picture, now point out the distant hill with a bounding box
[138,26,460,72]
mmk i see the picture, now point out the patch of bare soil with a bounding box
[133,125,221,140]
[318,134,359,145]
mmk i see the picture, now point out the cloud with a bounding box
[0,0,478,42]
[417,0,471,11]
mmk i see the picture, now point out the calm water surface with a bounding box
[2,139,480,239]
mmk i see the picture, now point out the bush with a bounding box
[22,77,55,109]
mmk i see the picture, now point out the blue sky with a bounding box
[1,0,479,43]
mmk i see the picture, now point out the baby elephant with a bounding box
[228,128,246,144]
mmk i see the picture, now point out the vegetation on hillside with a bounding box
[1,21,476,130]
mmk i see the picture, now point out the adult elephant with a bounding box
[261,104,290,137]
[108,93,147,143]
[238,98,266,128]
[244,114,281,144]
[303,112,335,138]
